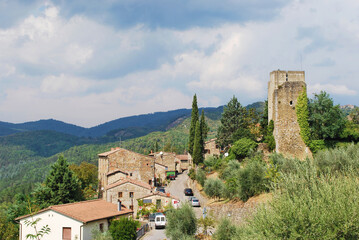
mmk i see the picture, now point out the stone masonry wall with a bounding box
[268,70,312,159]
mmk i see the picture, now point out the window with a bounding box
[130,205,134,210]
[290,101,293,106]
[149,180,152,185]
[130,173,133,176]
[62,227,71,240]
[118,192,122,198]
[129,192,134,198]
[99,223,104,233]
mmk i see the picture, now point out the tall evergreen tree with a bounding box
[193,121,203,165]
[188,94,199,154]
[200,110,209,147]
[34,155,84,208]
[216,96,249,147]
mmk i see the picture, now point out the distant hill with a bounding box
[0,103,263,139]
[0,101,263,202]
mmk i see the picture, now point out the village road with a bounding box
[142,171,205,240]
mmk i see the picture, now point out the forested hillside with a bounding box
[0,102,264,203]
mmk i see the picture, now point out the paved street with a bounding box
[143,171,204,240]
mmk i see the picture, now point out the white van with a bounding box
[154,213,166,229]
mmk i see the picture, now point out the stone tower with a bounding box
[268,70,312,159]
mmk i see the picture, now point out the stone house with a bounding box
[98,147,168,196]
[16,199,132,240]
[106,177,153,214]
[176,154,191,172]
[204,138,221,158]
[137,192,180,210]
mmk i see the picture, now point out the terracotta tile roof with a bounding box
[137,192,180,201]
[107,169,129,177]
[16,199,132,223]
[176,155,188,161]
[98,147,155,159]
[106,177,153,190]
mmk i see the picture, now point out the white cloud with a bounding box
[0,0,359,126]
[309,83,357,96]
[40,74,95,95]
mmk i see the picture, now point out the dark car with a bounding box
[168,175,176,180]
[184,188,193,196]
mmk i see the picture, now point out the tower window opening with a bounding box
[286,73,288,81]
[290,100,293,106]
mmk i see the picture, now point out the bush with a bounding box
[204,178,225,199]
[204,155,222,171]
[214,218,237,240]
[237,158,359,239]
[92,228,113,240]
[315,143,359,174]
[230,138,257,159]
[196,168,206,186]
[109,218,139,240]
[165,203,197,240]
[309,139,326,154]
[237,160,268,202]
[220,160,241,181]
[188,168,196,180]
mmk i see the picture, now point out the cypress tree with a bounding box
[193,121,203,165]
[199,110,209,156]
[188,94,199,154]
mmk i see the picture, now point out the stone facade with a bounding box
[204,138,220,159]
[106,178,153,214]
[268,70,312,159]
[98,147,168,197]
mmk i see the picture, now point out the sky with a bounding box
[0,0,358,127]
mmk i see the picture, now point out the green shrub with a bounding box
[204,155,222,171]
[237,160,268,202]
[196,168,206,186]
[237,159,359,239]
[109,218,139,240]
[204,178,225,199]
[214,218,237,240]
[315,143,359,174]
[188,168,196,180]
[220,160,241,181]
[264,120,276,151]
[165,203,197,240]
[230,138,257,159]
[309,139,326,154]
[92,228,113,240]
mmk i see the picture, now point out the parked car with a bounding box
[149,212,163,222]
[184,188,193,196]
[155,213,166,229]
[156,187,165,193]
[191,197,200,207]
[168,175,176,180]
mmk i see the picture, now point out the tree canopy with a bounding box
[34,155,84,208]
[308,91,345,140]
[188,94,199,154]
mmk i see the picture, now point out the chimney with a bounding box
[117,200,121,211]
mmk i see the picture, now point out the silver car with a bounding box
[191,197,200,207]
